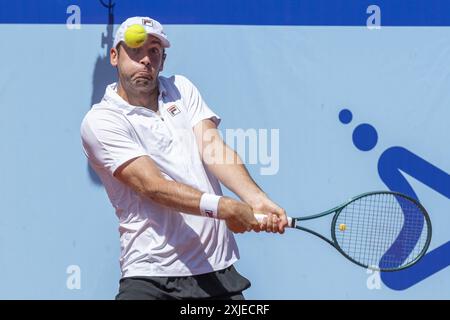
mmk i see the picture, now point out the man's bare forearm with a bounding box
[204,144,266,206]
[144,179,203,214]
[193,119,267,207]
[143,178,247,220]
[114,154,260,232]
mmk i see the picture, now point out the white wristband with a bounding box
[199,193,222,219]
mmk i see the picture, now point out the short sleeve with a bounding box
[179,76,221,128]
[80,111,147,175]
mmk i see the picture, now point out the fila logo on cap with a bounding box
[142,18,153,26]
[167,105,181,117]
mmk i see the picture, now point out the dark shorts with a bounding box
[115,265,251,300]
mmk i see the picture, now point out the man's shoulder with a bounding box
[81,102,126,135]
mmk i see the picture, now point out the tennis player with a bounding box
[81,16,288,300]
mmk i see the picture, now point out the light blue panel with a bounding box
[0,24,120,299]
[163,25,450,298]
[0,24,449,299]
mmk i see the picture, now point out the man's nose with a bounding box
[140,55,151,66]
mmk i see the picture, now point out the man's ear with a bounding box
[110,46,119,67]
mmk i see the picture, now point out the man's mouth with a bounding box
[135,72,153,81]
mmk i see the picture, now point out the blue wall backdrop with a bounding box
[0,0,449,299]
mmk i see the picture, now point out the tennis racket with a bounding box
[255,191,432,271]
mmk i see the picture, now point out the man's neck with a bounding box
[117,82,160,113]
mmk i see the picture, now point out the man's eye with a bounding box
[151,48,160,54]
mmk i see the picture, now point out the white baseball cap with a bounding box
[113,16,171,48]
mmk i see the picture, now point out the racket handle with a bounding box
[254,213,293,228]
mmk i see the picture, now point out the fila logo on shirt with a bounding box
[167,105,181,117]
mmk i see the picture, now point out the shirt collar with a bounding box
[158,77,167,98]
[103,77,167,114]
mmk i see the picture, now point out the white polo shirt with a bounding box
[80,75,239,277]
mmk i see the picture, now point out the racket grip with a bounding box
[254,213,293,228]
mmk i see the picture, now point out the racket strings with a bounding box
[334,193,429,270]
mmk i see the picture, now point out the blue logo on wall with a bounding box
[339,108,450,290]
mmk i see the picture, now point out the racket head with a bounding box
[331,191,432,272]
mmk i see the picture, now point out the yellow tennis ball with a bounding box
[339,223,347,231]
[124,24,148,48]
